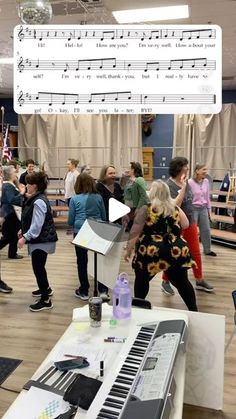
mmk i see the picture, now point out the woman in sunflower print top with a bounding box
[124,180,198,311]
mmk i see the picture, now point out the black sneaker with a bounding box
[74,289,89,300]
[32,287,54,297]
[0,279,13,293]
[8,254,24,259]
[29,299,53,312]
[205,251,217,256]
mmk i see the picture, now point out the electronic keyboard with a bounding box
[87,319,187,419]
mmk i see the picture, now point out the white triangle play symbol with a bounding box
[108,198,130,222]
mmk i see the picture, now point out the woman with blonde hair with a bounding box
[124,180,198,311]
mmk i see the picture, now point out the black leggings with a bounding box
[31,249,49,301]
[0,212,21,258]
[134,266,198,312]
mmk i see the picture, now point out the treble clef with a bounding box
[17,57,24,73]
[18,26,24,41]
[17,91,24,107]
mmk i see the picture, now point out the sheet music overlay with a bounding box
[14,24,222,114]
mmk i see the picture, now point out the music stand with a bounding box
[72,219,122,296]
[225,290,236,352]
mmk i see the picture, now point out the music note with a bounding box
[145,62,160,72]
[64,63,69,72]
[67,31,75,41]
[140,32,147,41]
[149,30,160,40]
[100,31,115,41]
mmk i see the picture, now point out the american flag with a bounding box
[1,124,12,161]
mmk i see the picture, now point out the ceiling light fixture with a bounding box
[112,5,189,24]
[17,0,53,24]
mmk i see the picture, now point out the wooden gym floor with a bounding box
[0,228,235,418]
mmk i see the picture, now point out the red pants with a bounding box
[163,223,202,281]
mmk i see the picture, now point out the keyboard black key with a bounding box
[100,408,119,416]
[116,377,133,384]
[109,390,127,399]
[133,340,149,347]
[97,412,118,419]
[106,397,124,406]
[111,385,128,394]
[121,365,138,372]
[104,400,123,409]
[125,357,140,365]
[120,368,136,376]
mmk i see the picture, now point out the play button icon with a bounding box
[108,198,130,222]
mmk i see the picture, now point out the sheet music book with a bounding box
[72,219,122,255]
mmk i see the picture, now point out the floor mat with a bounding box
[0,357,22,385]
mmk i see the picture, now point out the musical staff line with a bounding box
[17,90,216,107]
[17,26,216,42]
[17,57,215,73]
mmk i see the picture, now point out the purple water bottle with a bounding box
[112,273,132,320]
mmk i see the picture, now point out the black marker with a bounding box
[100,360,104,377]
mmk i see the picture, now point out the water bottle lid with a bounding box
[118,272,129,285]
[118,272,129,281]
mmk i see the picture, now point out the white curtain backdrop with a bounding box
[18,114,142,178]
[173,104,236,179]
